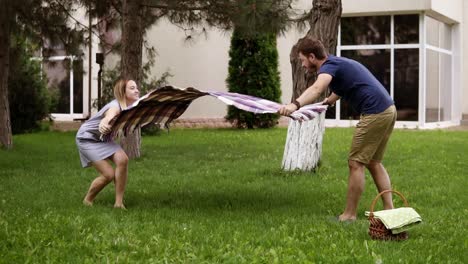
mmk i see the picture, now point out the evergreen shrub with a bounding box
[226,29,281,128]
[8,37,50,134]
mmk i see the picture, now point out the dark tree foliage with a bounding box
[1,0,87,147]
[8,37,50,134]
[12,0,87,57]
[2,0,90,138]
[142,0,296,37]
[226,28,281,128]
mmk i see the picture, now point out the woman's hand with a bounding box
[99,107,120,135]
[99,120,112,135]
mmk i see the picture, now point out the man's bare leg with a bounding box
[339,160,366,221]
[366,160,393,210]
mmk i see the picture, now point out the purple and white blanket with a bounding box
[105,86,327,140]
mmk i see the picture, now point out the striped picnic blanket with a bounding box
[104,86,327,140]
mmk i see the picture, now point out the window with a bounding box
[33,39,84,118]
[336,14,454,126]
[336,14,421,122]
[395,15,419,44]
[425,49,439,122]
[426,16,451,50]
[394,49,419,121]
[340,49,390,120]
[425,16,452,123]
[341,16,390,45]
[42,57,84,115]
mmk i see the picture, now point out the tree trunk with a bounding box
[282,0,341,171]
[120,0,144,159]
[0,0,13,149]
[282,113,325,171]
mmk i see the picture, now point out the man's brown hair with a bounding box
[297,38,327,60]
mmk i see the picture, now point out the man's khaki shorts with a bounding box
[349,105,397,164]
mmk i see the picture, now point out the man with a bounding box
[279,38,397,222]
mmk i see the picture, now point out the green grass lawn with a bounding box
[0,128,467,263]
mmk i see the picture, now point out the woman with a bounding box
[76,79,140,209]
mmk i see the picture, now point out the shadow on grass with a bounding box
[125,188,323,214]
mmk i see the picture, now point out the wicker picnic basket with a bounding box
[368,190,409,241]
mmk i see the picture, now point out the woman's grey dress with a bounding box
[76,100,122,168]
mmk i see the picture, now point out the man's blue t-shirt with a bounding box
[318,55,393,114]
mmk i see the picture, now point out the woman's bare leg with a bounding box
[83,159,115,205]
[111,150,129,209]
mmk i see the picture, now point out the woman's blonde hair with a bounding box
[113,79,129,109]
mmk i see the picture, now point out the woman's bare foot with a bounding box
[83,198,93,207]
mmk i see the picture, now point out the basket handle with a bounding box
[369,190,409,217]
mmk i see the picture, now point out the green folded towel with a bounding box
[365,207,422,234]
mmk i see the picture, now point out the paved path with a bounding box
[445,125,468,131]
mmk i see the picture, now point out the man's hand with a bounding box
[322,97,333,106]
[322,92,340,107]
[278,103,298,116]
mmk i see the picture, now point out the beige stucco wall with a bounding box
[463,0,468,115]
[343,0,429,16]
[145,0,312,119]
[342,0,462,23]
[430,0,463,23]
[146,23,230,118]
[146,19,310,118]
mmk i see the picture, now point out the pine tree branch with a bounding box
[141,1,211,11]
[55,1,115,52]
[110,0,122,15]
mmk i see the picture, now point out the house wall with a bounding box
[145,0,311,119]
[145,23,231,118]
[430,0,463,23]
[342,0,462,24]
[145,19,310,118]
[462,1,468,117]
[343,0,429,17]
